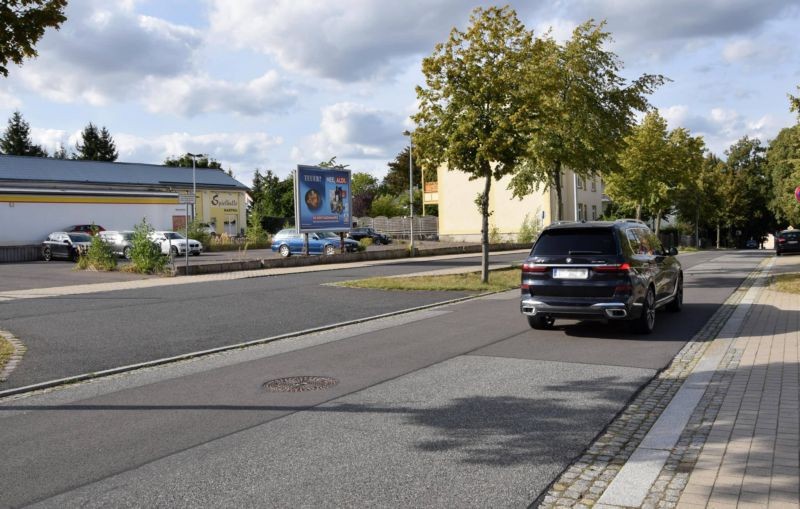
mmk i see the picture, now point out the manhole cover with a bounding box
[263,376,339,392]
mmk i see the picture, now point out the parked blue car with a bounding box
[271,229,359,257]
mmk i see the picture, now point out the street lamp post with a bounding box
[402,130,414,256]
[185,152,205,274]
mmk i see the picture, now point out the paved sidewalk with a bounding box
[539,255,800,508]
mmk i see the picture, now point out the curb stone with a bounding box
[0,329,26,382]
[534,257,769,508]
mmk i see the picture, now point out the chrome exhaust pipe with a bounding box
[605,309,627,318]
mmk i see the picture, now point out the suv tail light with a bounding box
[593,263,631,274]
[778,237,786,244]
[522,263,547,273]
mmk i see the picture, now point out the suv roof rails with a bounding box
[550,220,578,225]
[614,218,647,225]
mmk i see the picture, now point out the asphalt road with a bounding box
[0,250,768,508]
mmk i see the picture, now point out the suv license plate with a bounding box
[553,268,588,279]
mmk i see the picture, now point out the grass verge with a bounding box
[772,272,800,295]
[0,337,14,373]
[335,266,520,292]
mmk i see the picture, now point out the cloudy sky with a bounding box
[1,0,798,185]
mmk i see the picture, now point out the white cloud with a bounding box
[299,102,406,161]
[142,71,296,117]
[0,90,22,109]
[14,0,201,105]
[723,39,759,62]
[208,0,475,82]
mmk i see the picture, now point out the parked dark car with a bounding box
[271,229,358,257]
[67,224,105,235]
[42,232,92,261]
[99,230,135,259]
[347,227,391,245]
[745,238,758,249]
[776,229,800,256]
[520,220,683,334]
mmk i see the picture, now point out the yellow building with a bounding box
[436,166,606,242]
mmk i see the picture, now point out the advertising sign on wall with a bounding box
[294,165,352,232]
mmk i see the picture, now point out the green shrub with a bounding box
[77,234,117,271]
[246,214,270,245]
[187,219,211,247]
[489,224,502,244]
[359,237,373,249]
[517,213,541,244]
[129,218,167,274]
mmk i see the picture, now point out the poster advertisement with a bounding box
[295,165,352,232]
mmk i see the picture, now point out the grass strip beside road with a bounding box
[0,337,13,372]
[335,267,521,292]
[772,272,800,295]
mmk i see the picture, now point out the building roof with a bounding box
[0,154,249,191]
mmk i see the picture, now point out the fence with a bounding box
[354,216,438,240]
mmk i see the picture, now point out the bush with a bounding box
[358,237,372,251]
[187,219,211,247]
[76,234,117,271]
[517,213,541,244]
[489,224,502,244]
[129,218,167,274]
[247,214,270,245]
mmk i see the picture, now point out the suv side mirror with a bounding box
[668,247,678,256]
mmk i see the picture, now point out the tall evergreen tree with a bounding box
[0,111,47,156]
[75,123,118,161]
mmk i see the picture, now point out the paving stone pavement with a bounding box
[536,256,800,508]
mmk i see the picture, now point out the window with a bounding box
[591,179,597,192]
[576,176,584,189]
[533,228,617,256]
[592,205,597,220]
[577,203,583,220]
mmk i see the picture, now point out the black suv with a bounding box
[775,229,800,256]
[520,220,683,334]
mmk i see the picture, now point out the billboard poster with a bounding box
[294,165,352,232]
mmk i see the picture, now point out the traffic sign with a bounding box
[179,194,195,204]
[795,185,800,203]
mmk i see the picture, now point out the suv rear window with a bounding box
[532,228,617,256]
[780,231,799,241]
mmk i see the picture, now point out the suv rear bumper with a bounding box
[520,297,642,321]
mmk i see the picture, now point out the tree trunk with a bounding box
[716,223,720,249]
[553,161,563,221]
[480,165,492,284]
[635,203,642,221]
[655,209,662,237]
[695,202,700,248]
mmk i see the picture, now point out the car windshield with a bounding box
[68,234,92,242]
[532,229,617,256]
[164,232,185,240]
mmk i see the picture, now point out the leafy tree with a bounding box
[0,0,66,77]
[248,169,294,233]
[0,111,47,156]
[413,6,534,282]
[164,154,223,169]
[720,136,775,244]
[509,20,665,220]
[369,194,405,217]
[383,147,423,209]
[766,124,800,226]
[318,156,348,169]
[675,152,725,246]
[74,123,118,161]
[351,171,379,217]
[605,111,701,236]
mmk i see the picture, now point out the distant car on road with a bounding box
[99,230,136,259]
[67,224,105,235]
[347,227,391,245]
[42,232,92,261]
[745,238,758,249]
[520,219,682,334]
[149,231,203,257]
[776,229,800,256]
[271,229,358,257]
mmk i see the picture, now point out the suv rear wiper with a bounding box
[568,250,602,255]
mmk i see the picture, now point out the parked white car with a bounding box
[148,231,203,256]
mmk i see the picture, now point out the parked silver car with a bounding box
[99,230,135,259]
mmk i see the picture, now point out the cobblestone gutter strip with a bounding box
[0,330,26,382]
[534,259,768,508]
